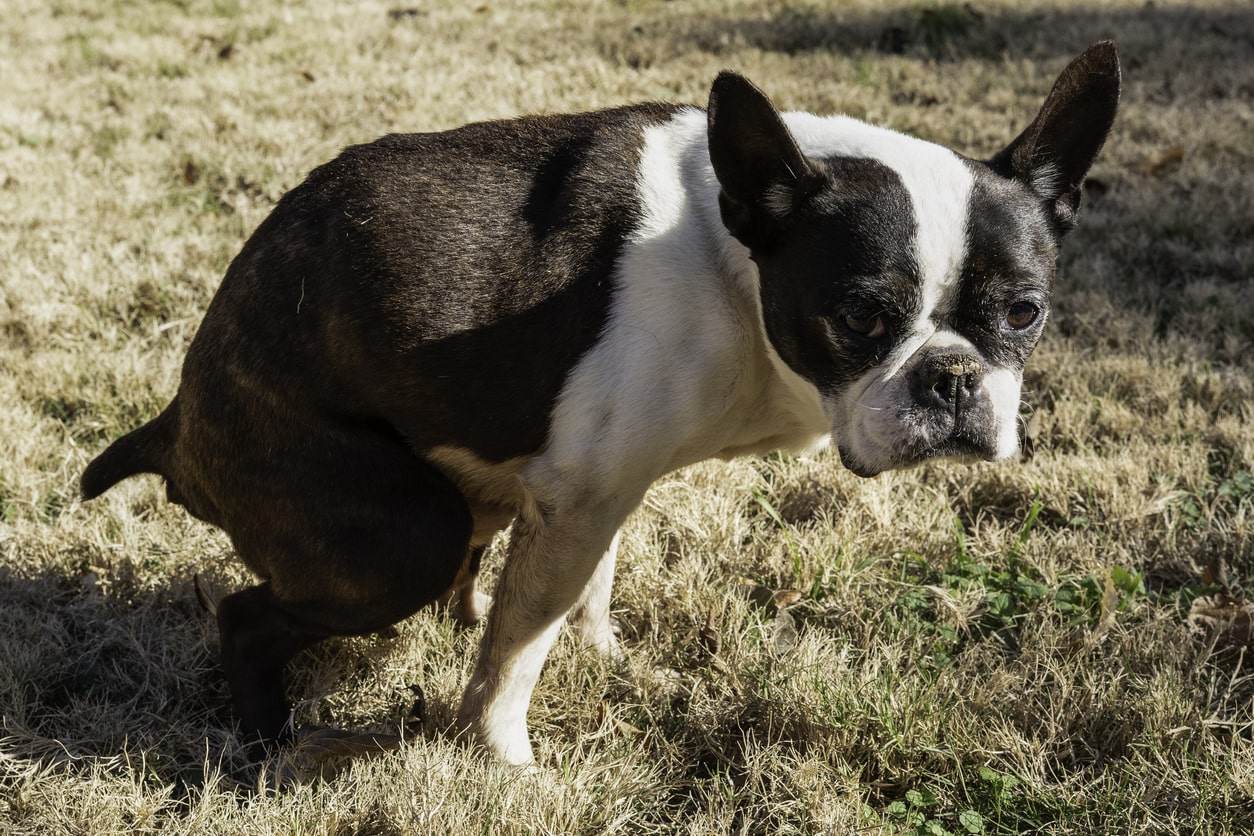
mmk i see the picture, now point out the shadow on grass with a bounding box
[0,562,241,791]
[603,3,1254,71]
[0,556,470,797]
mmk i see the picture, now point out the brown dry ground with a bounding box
[2,0,1253,833]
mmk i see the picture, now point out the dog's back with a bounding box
[82,102,685,523]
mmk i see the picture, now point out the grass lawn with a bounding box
[1,0,1252,832]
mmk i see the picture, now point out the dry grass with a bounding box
[2,0,1252,832]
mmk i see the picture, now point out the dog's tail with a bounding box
[81,398,179,500]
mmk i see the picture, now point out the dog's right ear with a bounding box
[708,72,822,251]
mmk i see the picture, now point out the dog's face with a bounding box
[749,158,1057,477]
[709,43,1121,476]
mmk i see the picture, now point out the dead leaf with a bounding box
[1093,568,1119,642]
[733,577,802,613]
[770,609,799,657]
[1130,146,1185,177]
[258,728,404,788]
[734,575,775,609]
[1188,593,1254,647]
[597,700,643,739]
[1202,555,1226,588]
[1069,568,1119,653]
[699,605,721,656]
[294,728,403,765]
[192,573,217,616]
[771,589,802,610]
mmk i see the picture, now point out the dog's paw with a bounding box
[449,589,492,626]
[455,710,535,768]
[582,616,626,661]
[569,612,625,661]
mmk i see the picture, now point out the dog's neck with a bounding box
[588,108,832,470]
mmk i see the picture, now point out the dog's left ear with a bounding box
[708,72,822,251]
[991,41,1122,235]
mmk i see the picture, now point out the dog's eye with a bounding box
[841,309,887,339]
[1005,302,1039,330]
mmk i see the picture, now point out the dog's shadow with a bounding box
[0,561,232,786]
[0,560,463,792]
[607,3,1254,72]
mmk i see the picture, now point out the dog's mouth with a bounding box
[838,434,994,478]
[917,436,993,465]
[836,446,884,478]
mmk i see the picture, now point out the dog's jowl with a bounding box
[83,43,1120,765]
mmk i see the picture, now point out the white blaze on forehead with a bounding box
[780,112,975,325]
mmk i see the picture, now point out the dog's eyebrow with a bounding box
[824,283,914,314]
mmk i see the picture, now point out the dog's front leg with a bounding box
[566,531,622,659]
[456,501,628,766]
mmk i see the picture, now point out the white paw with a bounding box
[588,628,625,662]
[459,713,534,768]
[572,613,625,660]
[449,590,492,626]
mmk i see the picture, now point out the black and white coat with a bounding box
[82,44,1121,766]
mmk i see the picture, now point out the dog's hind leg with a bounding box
[211,446,473,751]
[214,583,325,745]
[436,545,489,626]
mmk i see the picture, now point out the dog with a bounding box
[82,43,1120,766]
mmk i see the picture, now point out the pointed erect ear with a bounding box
[708,72,822,249]
[990,41,1122,235]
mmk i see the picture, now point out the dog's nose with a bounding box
[914,351,984,408]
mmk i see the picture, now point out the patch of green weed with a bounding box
[158,62,190,79]
[93,125,129,157]
[893,502,1145,669]
[1173,467,1253,539]
[877,765,1060,835]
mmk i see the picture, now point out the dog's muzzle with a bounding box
[835,348,1018,477]
[905,349,997,456]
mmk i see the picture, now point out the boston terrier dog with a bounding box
[82,43,1120,766]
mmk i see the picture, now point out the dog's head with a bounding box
[708,43,1120,477]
